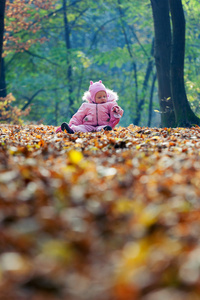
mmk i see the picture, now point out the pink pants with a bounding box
[70,124,106,133]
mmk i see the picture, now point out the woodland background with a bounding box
[2,1,200,300]
[1,0,200,128]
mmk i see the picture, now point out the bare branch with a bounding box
[23,49,59,66]
[21,89,44,110]
[128,25,149,58]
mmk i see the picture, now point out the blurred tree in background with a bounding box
[151,0,200,127]
[0,0,6,80]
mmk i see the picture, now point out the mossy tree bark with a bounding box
[150,0,176,127]
[0,0,6,81]
[0,57,6,98]
[169,0,200,126]
[150,0,200,127]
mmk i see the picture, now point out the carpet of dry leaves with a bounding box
[1,123,200,300]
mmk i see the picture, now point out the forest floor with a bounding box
[1,124,200,300]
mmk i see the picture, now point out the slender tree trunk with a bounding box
[133,61,138,120]
[63,0,74,116]
[169,0,200,126]
[117,0,138,125]
[0,57,6,97]
[55,95,58,126]
[150,0,176,127]
[118,0,153,126]
[134,39,154,125]
[21,89,44,111]
[148,73,157,127]
[0,0,6,80]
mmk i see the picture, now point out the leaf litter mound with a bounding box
[1,124,200,300]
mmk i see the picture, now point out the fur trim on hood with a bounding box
[82,88,118,103]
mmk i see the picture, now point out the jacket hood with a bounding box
[82,88,119,103]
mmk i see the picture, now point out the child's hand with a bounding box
[112,106,123,118]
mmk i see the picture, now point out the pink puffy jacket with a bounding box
[69,89,123,129]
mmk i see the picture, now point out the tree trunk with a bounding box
[133,61,138,123]
[0,57,6,97]
[148,73,157,127]
[63,0,74,117]
[0,0,6,80]
[118,0,154,126]
[150,0,176,127]
[169,0,200,126]
[134,39,154,125]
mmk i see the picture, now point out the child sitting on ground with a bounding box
[56,80,123,134]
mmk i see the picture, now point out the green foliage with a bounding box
[183,0,200,116]
[3,0,156,126]
[4,0,200,127]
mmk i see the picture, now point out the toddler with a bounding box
[56,80,123,134]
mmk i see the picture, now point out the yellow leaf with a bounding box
[138,206,160,227]
[114,199,134,214]
[42,240,72,263]
[68,150,83,164]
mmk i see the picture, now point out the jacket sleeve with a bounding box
[69,103,87,126]
[108,101,124,128]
